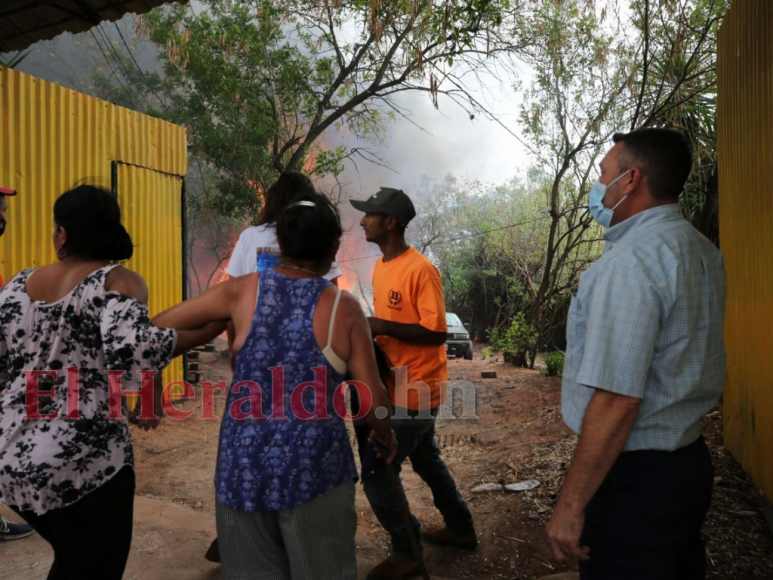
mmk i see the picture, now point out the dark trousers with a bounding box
[579,436,713,580]
[11,466,135,580]
[363,408,474,556]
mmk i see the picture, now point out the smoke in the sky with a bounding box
[10,8,530,195]
[5,6,532,299]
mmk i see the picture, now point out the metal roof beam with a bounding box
[0,0,188,52]
[0,14,81,46]
[0,0,62,20]
[68,0,103,25]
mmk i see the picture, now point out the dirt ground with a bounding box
[3,342,772,579]
[136,342,773,579]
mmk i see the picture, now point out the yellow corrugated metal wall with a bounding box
[718,0,773,501]
[118,164,185,399]
[0,67,188,393]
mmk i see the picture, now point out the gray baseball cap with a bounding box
[350,187,416,226]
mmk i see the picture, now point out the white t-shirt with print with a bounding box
[226,224,342,281]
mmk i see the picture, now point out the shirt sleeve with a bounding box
[226,231,247,278]
[415,266,448,333]
[576,262,662,399]
[324,260,343,282]
[100,293,178,386]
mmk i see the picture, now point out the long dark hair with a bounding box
[276,191,342,266]
[257,171,316,226]
[54,186,133,261]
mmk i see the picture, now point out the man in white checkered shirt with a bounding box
[547,128,726,580]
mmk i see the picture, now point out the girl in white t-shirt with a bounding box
[226,172,341,282]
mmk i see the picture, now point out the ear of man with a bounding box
[386,216,401,231]
[623,166,643,194]
[625,165,657,204]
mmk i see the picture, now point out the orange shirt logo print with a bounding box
[388,289,402,311]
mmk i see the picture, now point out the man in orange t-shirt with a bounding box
[372,242,448,411]
[352,188,476,580]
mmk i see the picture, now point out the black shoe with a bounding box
[0,516,34,541]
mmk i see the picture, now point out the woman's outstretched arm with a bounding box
[153,279,233,331]
[174,322,228,356]
[152,280,235,356]
[154,273,257,358]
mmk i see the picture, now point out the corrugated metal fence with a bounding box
[718,0,773,502]
[0,67,188,393]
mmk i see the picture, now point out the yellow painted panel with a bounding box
[0,66,188,406]
[118,164,186,402]
[718,0,773,501]
[0,70,107,274]
[0,67,187,280]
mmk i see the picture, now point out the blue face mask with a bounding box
[588,170,631,228]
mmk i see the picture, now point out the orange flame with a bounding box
[336,229,378,314]
[214,262,230,285]
[303,148,319,174]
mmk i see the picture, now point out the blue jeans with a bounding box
[363,408,474,556]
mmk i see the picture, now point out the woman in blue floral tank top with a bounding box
[155,190,396,580]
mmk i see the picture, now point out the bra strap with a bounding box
[325,286,342,351]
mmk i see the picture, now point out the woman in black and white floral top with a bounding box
[0,186,223,580]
